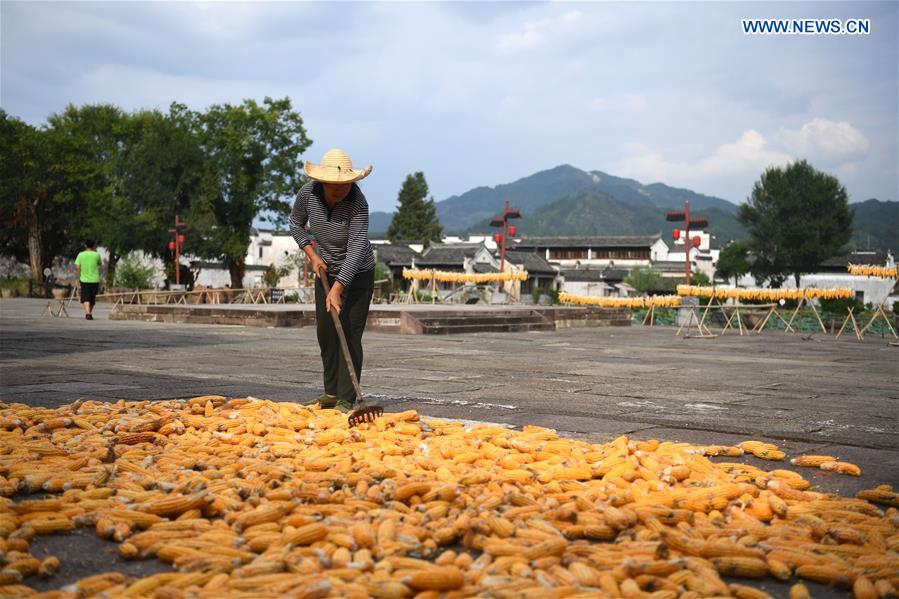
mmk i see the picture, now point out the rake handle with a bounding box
[317,267,364,406]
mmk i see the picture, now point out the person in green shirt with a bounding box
[74,240,102,320]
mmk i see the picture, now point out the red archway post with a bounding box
[489,201,521,291]
[667,201,708,286]
[168,216,187,286]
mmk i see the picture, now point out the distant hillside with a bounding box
[369,166,896,252]
[438,164,736,233]
[850,199,899,251]
[510,191,746,246]
[370,211,392,236]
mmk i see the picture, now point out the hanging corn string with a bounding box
[677,285,853,301]
[402,269,528,283]
[847,263,898,279]
[560,293,683,308]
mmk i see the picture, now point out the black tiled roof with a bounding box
[417,243,486,266]
[504,251,558,275]
[514,235,661,249]
[820,251,889,269]
[372,244,419,266]
[472,263,500,274]
[652,260,691,273]
[562,268,628,282]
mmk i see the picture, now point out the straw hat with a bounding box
[304,148,372,184]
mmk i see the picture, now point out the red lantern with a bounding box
[692,235,701,248]
[672,228,680,241]
[508,225,517,237]
[178,234,185,244]
[168,241,176,251]
[493,233,502,244]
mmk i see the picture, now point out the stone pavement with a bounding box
[2,297,898,595]
[2,297,897,496]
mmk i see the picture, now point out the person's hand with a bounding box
[326,281,344,315]
[310,255,327,279]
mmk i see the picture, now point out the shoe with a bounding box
[86,314,93,320]
[313,393,337,408]
[334,400,355,414]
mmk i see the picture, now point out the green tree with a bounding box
[739,160,852,286]
[623,267,667,294]
[387,172,442,245]
[715,240,751,285]
[185,98,311,288]
[113,253,158,289]
[0,111,82,280]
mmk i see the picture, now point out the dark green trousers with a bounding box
[314,269,374,405]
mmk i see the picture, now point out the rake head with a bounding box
[348,405,384,427]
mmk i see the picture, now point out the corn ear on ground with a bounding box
[0,396,895,598]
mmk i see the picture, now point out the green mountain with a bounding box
[369,165,897,252]
[850,199,899,252]
[436,164,736,233]
[509,191,747,247]
[370,211,392,236]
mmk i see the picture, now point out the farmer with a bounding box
[74,239,102,320]
[289,149,376,413]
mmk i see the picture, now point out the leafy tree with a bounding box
[689,270,711,286]
[0,111,82,280]
[113,253,158,289]
[623,267,668,294]
[262,263,291,287]
[47,104,133,286]
[185,98,311,288]
[715,240,751,285]
[739,160,852,286]
[387,172,442,246]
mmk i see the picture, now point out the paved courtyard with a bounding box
[2,297,897,496]
[2,297,898,594]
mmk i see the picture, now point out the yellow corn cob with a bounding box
[790,455,837,467]
[141,493,211,517]
[710,557,768,578]
[283,522,327,546]
[394,482,430,502]
[29,518,74,534]
[38,556,59,578]
[820,461,862,476]
[2,557,41,577]
[852,576,879,599]
[857,485,899,507]
[795,564,856,586]
[729,583,774,599]
[766,557,792,580]
[874,580,896,598]
[404,566,464,591]
[363,580,413,598]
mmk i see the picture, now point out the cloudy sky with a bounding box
[2,1,896,214]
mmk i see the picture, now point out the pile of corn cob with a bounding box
[1,397,897,598]
[559,294,683,309]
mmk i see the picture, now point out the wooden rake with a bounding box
[317,267,383,427]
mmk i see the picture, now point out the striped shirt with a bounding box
[289,181,375,287]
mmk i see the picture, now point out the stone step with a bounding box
[415,315,550,327]
[419,321,556,335]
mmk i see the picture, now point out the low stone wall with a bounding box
[111,304,632,334]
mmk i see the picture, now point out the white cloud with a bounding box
[776,118,870,162]
[589,93,648,113]
[616,129,793,184]
[615,118,873,192]
[495,10,584,55]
